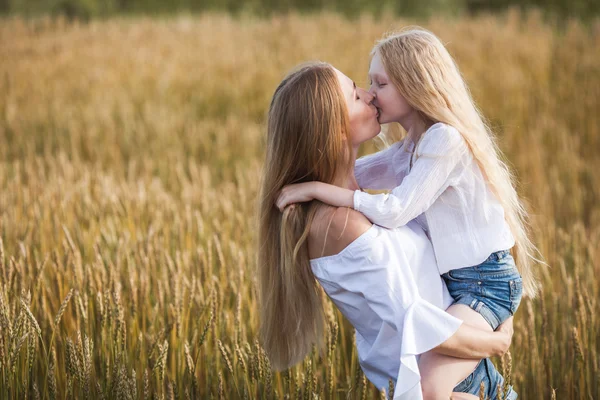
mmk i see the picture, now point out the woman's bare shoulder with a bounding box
[308,205,373,259]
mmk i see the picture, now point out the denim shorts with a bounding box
[454,358,518,399]
[442,250,523,330]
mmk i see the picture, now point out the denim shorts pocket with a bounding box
[509,278,523,315]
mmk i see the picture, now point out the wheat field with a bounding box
[0,10,599,399]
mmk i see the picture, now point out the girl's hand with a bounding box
[276,182,317,211]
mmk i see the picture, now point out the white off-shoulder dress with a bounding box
[310,221,463,400]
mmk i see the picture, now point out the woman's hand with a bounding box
[276,182,318,211]
[493,316,514,356]
[432,315,515,359]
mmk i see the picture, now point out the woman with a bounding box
[257,62,516,399]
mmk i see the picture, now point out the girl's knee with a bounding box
[421,386,451,400]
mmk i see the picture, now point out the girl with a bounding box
[275,28,540,398]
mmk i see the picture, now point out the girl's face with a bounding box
[334,68,381,146]
[368,51,415,125]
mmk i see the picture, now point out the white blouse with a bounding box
[310,221,462,399]
[354,123,515,274]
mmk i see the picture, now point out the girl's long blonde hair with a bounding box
[257,62,353,369]
[374,27,541,297]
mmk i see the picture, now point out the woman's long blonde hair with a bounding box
[374,27,542,297]
[257,62,353,370]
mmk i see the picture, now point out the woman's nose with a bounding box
[361,88,375,104]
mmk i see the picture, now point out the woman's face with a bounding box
[334,68,381,146]
[368,51,415,125]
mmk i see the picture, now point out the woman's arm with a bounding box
[316,210,511,361]
[324,215,465,358]
[318,214,507,397]
[433,317,513,359]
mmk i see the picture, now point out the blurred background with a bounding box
[2,0,600,20]
[1,1,599,399]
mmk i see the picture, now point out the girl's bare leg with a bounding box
[419,304,493,400]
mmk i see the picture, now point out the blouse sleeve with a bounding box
[355,140,406,190]
[353,124,468,229]
[324,230,462,399]
[344,262,463,353]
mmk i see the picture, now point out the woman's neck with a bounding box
[341,115,432,193]
[344,146,361,191]
[344,173,361,191]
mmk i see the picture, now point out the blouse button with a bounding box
[478,281,482,285]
